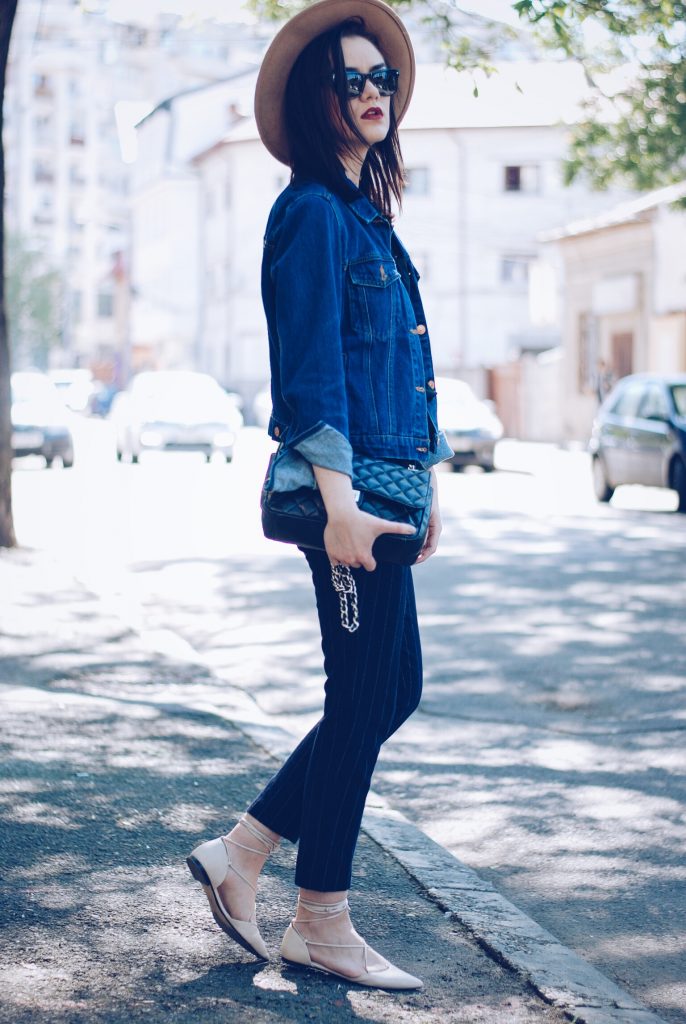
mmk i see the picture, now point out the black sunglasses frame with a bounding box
[333,67,400,97]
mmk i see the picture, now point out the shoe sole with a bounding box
[280,955,423,991]
[186,855,268,960]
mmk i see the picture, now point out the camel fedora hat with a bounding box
[254,0,415,165]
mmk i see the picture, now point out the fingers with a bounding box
[372,517,415,536]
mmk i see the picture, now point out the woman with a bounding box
[187,0,452,990]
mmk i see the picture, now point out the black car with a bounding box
[589,373,686,511]
[11,371,75,468]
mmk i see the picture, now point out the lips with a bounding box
[361,107,383,120]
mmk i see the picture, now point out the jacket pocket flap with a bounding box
[348,258,400,288]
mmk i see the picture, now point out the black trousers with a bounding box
[248,548,423,891]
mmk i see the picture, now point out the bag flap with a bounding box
[352,454,431,509]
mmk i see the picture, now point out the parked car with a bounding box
[590,373,686,511]
[11,371,74,468]
[252,384,272,430]
[48,368,97,414]
[436,376,504,472]
[110,370,244,463]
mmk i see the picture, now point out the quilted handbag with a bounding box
[260,448,432,566]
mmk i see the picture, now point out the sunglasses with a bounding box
[334,67,400,97]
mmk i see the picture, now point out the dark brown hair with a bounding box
[283,18,404,218]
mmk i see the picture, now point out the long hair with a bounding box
[283,18,404,219]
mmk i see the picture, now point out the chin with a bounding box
[359,123,389,146]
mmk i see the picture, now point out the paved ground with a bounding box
[0,550,574,1024]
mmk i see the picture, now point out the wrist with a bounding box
[326,499,359,523]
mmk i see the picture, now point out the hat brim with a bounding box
[254,0,415,166]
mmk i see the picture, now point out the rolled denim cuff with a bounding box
[420,430,454,469]
[294,423,353,478]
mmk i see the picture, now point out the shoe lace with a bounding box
[294,896,383,973]
[221,816,279,896]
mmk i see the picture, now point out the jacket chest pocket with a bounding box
[346,257,401,343]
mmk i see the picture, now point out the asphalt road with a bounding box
[11,420,686,1023]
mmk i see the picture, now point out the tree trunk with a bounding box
[0,0,18,549]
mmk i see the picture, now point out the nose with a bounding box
[360,74,381,102]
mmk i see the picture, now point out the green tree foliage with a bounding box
[6,235,63,371]
[249,0,685,191]
[515,1,686,191]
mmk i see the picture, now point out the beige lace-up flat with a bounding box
[280,896,423,990]
[187,816,277,960]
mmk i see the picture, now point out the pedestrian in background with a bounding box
[187,0,452,990]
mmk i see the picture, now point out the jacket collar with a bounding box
[291,170,389,226]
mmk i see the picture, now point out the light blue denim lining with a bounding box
[272,422,453,492]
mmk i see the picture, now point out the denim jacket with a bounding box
[261,175,453,488]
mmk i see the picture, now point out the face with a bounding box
[339,35,393,150]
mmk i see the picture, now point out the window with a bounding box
[671,385,686,417]
[504,164,540,193]
[610,382,645,418]
[97,292,114,318]
[33,74,52,98]
[501,254,533,287]
[33,114,53,145]
[404,167,430,196]
[70,119,86,146]
[70,163,86,187]
[71,291,83,324]
[638,385,670,421]
[33,159,54,184]
[578,312,598,391]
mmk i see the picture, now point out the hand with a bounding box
[325,507,414,572]
[414,471,441,565]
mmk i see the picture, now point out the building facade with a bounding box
[4,0,267,379]
[542,181,686,440]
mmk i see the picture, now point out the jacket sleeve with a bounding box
[271,194,352,476]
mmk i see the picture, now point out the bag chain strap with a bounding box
[330,564,359,633]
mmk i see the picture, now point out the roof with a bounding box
[542,179,686,241]
[135,68,258,129]
[401,60,592,131]
[191,58,594,164]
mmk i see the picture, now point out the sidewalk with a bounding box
[0,547,665,1024]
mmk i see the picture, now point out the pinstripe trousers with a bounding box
[247,548,423,892]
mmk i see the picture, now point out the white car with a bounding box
[110,370,244,463]
[11,371,75,468]
[436,376,504,472]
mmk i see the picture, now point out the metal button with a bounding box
[427,379,435,389]
[416,324,427,335]
[273,426,281,437]
[416,446,428,453]
[416,385,425,393]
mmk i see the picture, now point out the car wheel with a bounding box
[206,452,212,463]
[481,464,495,473]
[225,454,233,463]
[62,454,74,469]
[671,457,686,513]
[116,449,123,462]
[131,452,139,464]
[45,455,54,468]
[451,463,464,473]
[592,455,614,503]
